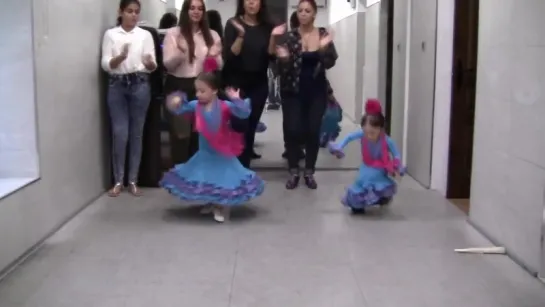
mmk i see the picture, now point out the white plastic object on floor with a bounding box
[454,246,506,254]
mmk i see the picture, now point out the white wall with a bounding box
[328,0,360,120]
[0,0,39,179]
[329,0,358,24]
[389,0,409,161]
[0,0,166,273]
[376,0,389,105]
[469,0,545,274]
[287,1,329,27]
[205,0,237,20]
[142,0,168,26]
[328,0,384,122]
[404,0,437,188]
[390,0,454,189]
[393,0,545,273]
[361,3,380,113]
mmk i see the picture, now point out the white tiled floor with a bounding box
[0,113,544,306]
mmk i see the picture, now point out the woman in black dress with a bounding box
[276,0,337,189]
[222,0,286,168]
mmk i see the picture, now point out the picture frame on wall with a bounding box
[290,0,326,8]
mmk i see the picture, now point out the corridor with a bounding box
[2,0,545,306]
[0,113,544,307]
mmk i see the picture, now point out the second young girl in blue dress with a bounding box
[160,69,265,223]
[329,99,405,214]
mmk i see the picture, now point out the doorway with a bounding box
[446,0,479,214]
[384,0,394,134]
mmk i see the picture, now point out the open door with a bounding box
[446,0,479,213]
[384,0,394,134]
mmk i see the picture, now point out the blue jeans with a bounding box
[107,73,151,184]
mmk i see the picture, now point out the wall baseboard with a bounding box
[467,218,539,278]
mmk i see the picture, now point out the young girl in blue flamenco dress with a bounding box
[160,68,265,223]
[328,99,405,214]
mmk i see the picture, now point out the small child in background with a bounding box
[328,99,405,214]
[160,71,265,223]
[319,83,342,147]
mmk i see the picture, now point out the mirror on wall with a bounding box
[0,0,40,199]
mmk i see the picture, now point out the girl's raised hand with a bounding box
[319,30,334,49]
[208,43,221,57]
[225,87,240,99]
[275,45,289,58]
[271,23,287,36]
[166,92,186,110]
[231,19,245,36]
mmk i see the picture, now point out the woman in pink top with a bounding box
[162,0,222,166]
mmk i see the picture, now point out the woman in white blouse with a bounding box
[101,0,157,197]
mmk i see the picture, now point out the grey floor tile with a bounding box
[1,160,545,307]
[229,259,366,307]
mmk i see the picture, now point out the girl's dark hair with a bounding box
[196,71,220,90]
[289,11,299,29]
[235,0,271,25]
[299,0,318,12]
[207,10,223,41]
[361,113,385,128]
[179,0,214,63]
[116,0,141,26]
[159,12,178,29]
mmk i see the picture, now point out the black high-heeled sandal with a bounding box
[303,174,317,189]
[285,170,300,190]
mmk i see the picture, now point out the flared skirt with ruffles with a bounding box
[160,142,265,206]
[342,164,397,209]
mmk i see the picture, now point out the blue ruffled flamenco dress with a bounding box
[328,130,405,212]
[159,97,265,206]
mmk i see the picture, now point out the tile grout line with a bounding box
[346,219,371,306]
[227,246,239,307]
[348,262,371,306]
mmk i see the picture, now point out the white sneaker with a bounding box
[200,204,213,214]
[213,207,225,223]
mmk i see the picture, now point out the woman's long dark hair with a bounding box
[289,11,298,29]
[159,12,178,29]
[116,0,141,26]
[178,0,214,63]
[235,0,271,25]
[207,10,223,41]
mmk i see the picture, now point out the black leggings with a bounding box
[282,94,327,173]
[234,81,269,168]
